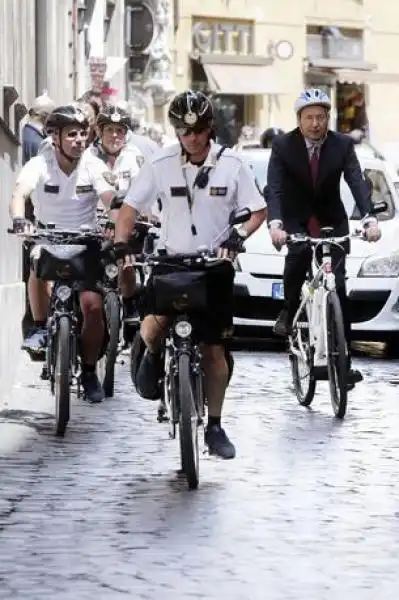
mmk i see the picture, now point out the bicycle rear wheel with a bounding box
[326,291,348,418]
[178,353,199,490]
[54,316,71,437]
[290,305,316,407]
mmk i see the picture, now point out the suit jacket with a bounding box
[266,128,372,234]
[22,123,46,166]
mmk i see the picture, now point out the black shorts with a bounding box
[144,261,235,345]
[74,280,104,295]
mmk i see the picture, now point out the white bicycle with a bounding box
[288,227,363,418]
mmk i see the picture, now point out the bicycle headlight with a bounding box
[175,320,192,338]
[105,263,119,279]
[56,285,72,302]
[358,252,399,277]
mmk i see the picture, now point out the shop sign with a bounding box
[192,20,253,55]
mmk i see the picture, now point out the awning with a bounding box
[309,58,376,71]
[203,63,281,95]
[334,69,399,84]
[334,69,373,84]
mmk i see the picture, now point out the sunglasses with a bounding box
[175,124,209,136]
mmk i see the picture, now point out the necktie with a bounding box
[310,146,319,183]
[307,147,320,236]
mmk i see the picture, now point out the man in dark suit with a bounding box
[267,88,381,386]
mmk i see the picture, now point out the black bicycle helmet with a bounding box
[97,105,131,130]
[168,90,214,130]
[260,127,284,148]
[46,104,89,132]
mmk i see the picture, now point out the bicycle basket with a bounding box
[151,269,208,314]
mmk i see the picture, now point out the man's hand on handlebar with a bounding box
[218,229,245,259]
[10,218,35,235]
[112,241,135,270]
[269,224,287,251]
[363,219,381,243]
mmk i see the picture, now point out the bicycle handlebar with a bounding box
[132,250,227,268]
[286,230,364,245]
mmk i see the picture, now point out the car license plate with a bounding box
[272,282,284,300]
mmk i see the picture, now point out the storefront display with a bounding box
[336,84,369,137]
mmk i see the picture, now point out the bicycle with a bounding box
[10,224,111,436]
[132,208,251,489]
[288,204,385,418]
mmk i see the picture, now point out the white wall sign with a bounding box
[192,21,253,55]
[267,40,294,61]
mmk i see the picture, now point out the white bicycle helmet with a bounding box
[294,88,331,114]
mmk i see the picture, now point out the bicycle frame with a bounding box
[289,234,349,368]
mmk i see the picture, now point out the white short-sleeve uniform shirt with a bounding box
[84,143,144,200]
[16,149,114,228]
[123,141,266,254]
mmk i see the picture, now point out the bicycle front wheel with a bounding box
[290,306,316,407]
[178,353,199,490]
[326,291,348,418]
[54,315,71,437]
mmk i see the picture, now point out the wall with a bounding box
[364,2,399,144]
[173,0,399,142]
[0,0,36,395]
[172,0,306,132]
[35,0,75,104]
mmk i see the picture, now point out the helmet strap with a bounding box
[56,129,80,166]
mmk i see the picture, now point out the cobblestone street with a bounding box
[1,347,399,599]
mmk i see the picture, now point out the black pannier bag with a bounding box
[33,244,101,281]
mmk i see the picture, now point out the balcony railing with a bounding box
[307,34,364,62]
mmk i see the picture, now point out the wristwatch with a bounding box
[237,227,249,239]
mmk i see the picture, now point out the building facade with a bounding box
[168,0,399,145]
[0,0,79,395]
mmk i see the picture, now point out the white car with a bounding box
[235,146,399,346]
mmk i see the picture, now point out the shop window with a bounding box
[213,95,245,147]
[348,169,395,221]
[337,83,368,138]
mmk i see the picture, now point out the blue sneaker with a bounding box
[21,327,47,356]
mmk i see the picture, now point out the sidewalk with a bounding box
[0,355,54,455]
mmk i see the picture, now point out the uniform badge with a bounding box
[102,171,119,190]
[136,155,144,168]
[210,186,228,196]
[111,113,121,123]
[76,112,85,123]
[184,112,197,125]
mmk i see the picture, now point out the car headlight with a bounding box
[358,252,399,277]
[105,263,119,279]
[175,320,192,338]
[56,285,72,302]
